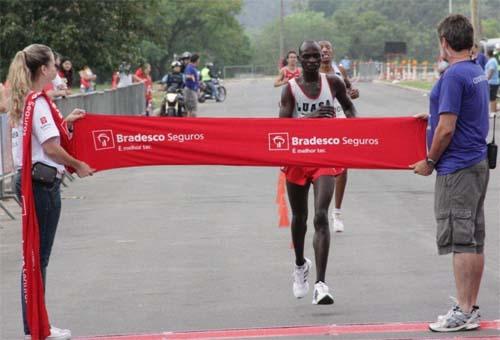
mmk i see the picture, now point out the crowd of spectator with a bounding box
[1,48,224,118]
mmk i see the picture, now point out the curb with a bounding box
[373,79,431,95]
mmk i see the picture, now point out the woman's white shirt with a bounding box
[12,97,65,173]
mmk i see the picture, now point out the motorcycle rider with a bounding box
[160,60,185,116]
[201,62,220,101]
[162,60,185,92]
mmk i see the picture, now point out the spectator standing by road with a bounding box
[134,63,153,115]
[472,43,487,70]
[183,54,200,117]
[340,55,352,78]
[485,49,499,115]
[59,57,74,89]
[45,53,70,99]
[179,51,192,74]
[79,65,96,93]
[411,14,490,333]
[117,61,132,88]
[0,82,8,112]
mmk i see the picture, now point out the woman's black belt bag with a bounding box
[32,162,58,184]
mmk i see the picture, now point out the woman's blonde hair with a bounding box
[7,44,53,123]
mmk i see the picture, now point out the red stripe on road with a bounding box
[76,320,500,340]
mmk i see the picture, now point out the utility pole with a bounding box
[279,0,285,60]
[449,0,452,13]
[470,0,480,43]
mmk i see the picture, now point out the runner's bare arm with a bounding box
[274,69,286,87]
[338,65,351,89]
[339,64,359,99]
[329,75,357,118]
[279,84,294,118]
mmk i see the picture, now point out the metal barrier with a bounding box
[54,82,145,116]
[356,62,384,82]
[378,62,436,82]
[1,113,18,219]
[223,65,278,79]
[0,83,146,219]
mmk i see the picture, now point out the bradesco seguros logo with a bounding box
[92,130,115,150]
[268,132,290,151]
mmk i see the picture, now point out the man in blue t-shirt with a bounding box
[411,14,490,333]
[472,43,487,70]
[485,49,499,115]
[339,56,352,77]
[183,54,200,117]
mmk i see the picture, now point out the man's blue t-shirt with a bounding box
[474,53,487,70]
[485,58,499,85]
[428,60,489,175]
[184,63,199,91]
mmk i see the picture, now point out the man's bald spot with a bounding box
[299,40,321,54]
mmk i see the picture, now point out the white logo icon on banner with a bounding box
[92,130,115,150]
[268,132,289,151]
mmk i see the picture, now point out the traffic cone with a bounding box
[276,172,290,228]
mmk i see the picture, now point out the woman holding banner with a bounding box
[8,44,94,340]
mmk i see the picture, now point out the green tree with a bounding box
[251,11,336,71]
[0,0,152,82]
[482,18,500,39]
[141,0,251,78]
[0,0,251,82]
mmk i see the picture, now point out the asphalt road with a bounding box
[1,79,499,340]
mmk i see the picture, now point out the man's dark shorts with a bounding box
[434,159,489,255]
[490,84,499,102]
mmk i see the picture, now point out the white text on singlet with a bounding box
[288,73,335,118]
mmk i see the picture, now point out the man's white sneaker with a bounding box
[332,213,344,232]
[292,258,312,298]
[429,306,473,332]
[25,326,72,340]
[466,305,481,330]
[436,297,480,330]
[312,281,334,305]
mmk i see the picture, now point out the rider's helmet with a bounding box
[180,51,192,60]
[171,60,182,68]
[206,62,214,68]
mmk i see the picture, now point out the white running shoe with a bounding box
[437,298,480,331]
[292,258,312,298]
[312,281,334,305]
[429,306,474,332]
[25,326,71,340]
[332,213,344,232]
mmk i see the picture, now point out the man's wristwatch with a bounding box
[426,157,437,167]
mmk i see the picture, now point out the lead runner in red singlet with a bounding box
[274,50,301,87]
[279,41,357,305]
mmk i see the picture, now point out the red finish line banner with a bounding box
[71,114,427,172]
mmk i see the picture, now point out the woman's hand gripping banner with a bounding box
[71,114,427,171]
